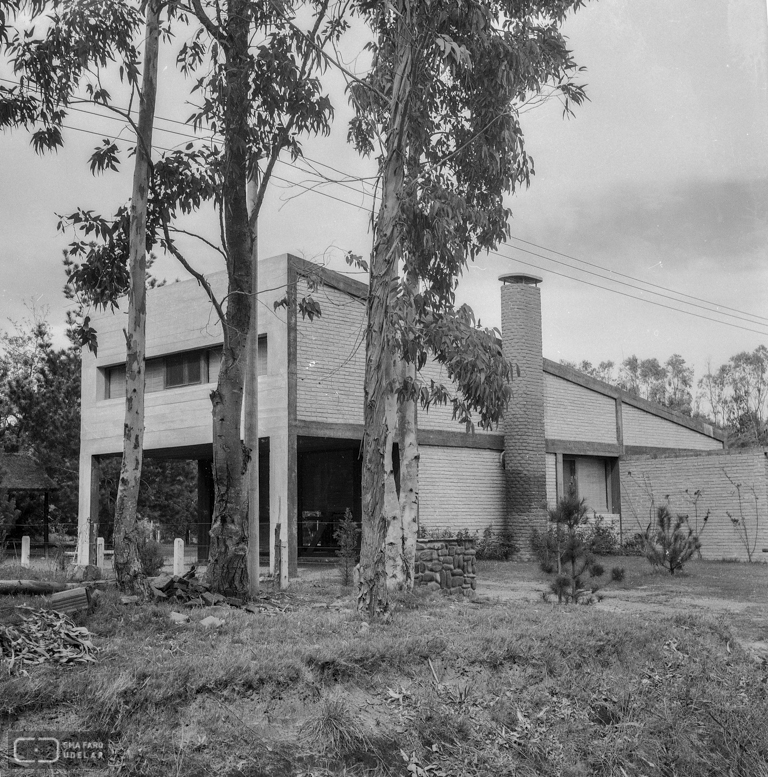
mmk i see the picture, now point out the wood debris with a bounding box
[0,607,98,673]
[145,570,291,614]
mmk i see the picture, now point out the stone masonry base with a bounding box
[414,538,477,596]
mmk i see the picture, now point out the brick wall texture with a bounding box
[296,279,367,425]
[620,449,768,562]
[623,405,723,450]
[416,358,498,434]
[419,446,506,534]
[544,373,616,443]
[501,283,548,551]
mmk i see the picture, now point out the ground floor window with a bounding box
[561,455,617,514]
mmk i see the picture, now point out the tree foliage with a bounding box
[563,353,695,415]
[0,311,81,527]
[350,0,589,614]
[1,0,345,595]
[697,346,768,446]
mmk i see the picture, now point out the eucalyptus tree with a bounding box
[2,0,345,596]
[348,0,589,614]
[1,0,164,594]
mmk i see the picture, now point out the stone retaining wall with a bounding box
[414,538,477,596]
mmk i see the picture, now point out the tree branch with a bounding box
[189,0,227,46]
[159,215,227,342]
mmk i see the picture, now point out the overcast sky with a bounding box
[1,0,767,383]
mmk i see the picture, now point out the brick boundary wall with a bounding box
[414,538,477,595]
[620,448,768,562]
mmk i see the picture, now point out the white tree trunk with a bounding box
[112,0,160,597]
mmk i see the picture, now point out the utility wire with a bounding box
[500,240,768,329]
[505,234,768,325]
[6,77,765,338]
[489,249,768,337]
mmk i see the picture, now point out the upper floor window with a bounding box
[166,351,202,388]
[103,338,267,399]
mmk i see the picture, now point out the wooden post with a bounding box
[273,523,281,586]
[88,456,100,566]
[173,538,185,576]
[281,539,289,590]
[96,537,105,570]
[43,491,50,550]
[21,535,30,568]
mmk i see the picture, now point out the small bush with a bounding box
[581,515,619,555]
[476,526,517,560]
[641,505,704,575]
[301,693,371,757]
[333,508,360,586]
[135,518,165,576]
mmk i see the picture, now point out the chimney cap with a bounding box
[499,272,543,286]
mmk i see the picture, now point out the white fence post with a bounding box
[173,538,185,576]
[96,537,105,570]
[21,535,30,568]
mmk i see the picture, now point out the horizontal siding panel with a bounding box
[623,404,722,450]
[543,373,616,444]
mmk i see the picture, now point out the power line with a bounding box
[500,239,768,329]
[505,234,768,325]
[489,249,768,337]
[6,77,766,337]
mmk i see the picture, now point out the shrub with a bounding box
[581,514,619,555]
[529,526,560,573]
[641,505,704,575]
[135,518,165,577]
[475,526,517,560]
[333,508,360,586]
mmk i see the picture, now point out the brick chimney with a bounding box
[499,273,548,555]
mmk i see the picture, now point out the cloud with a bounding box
[523,176,768,274]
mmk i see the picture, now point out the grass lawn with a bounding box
[480,555,768,604]
[2,559,768,776]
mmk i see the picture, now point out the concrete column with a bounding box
[269,433,296,577]
[173,538,185,576]
[21,535,30,568]
[77,453,100,566]
[500,273,548,557]
[96,537,105,570]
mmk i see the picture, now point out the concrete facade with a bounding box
[78,254,734,565]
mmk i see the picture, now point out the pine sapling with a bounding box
[545,484,624,604]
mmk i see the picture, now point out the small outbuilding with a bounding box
[0,452,59,547]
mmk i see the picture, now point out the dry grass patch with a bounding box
[1,575,767,776]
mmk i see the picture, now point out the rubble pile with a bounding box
[143,570,290,614]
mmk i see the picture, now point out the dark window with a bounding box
[105,364,126,399]
[166,352,203,388]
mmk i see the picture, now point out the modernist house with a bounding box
[76,253,726,569]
